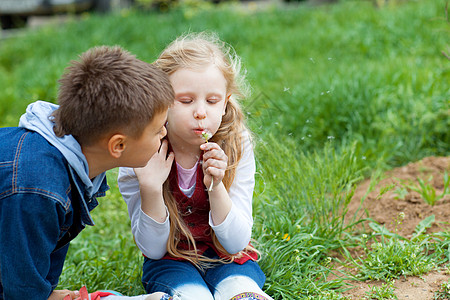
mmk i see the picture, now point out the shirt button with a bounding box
[188,223,195,227]
[185,206,192,215]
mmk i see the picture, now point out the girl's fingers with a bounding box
[159,139,169,155]
[203,149,228,163]
[203,158,227,170]
[205,166,225,179]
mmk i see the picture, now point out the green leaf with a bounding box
[412,215,435,239]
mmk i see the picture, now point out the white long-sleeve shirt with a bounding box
[117,132,256,259]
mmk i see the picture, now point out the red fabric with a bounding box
[63,286,117,300]
[89,291,118,299]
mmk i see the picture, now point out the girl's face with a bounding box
[167,64,228,149]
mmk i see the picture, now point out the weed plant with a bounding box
[365,280,397,300]
[0,0,448,298]
[398,171,450,206]
[351,216,442,282]
[435,280,450,300]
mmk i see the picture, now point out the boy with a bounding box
[0,46,174,300]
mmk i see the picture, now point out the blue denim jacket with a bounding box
[0,127,109,299]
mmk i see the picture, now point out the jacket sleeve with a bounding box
[209,132,256,254]
[117,168,170,259]
[0,193,66,299]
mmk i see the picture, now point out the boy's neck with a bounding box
[81,144,111,179]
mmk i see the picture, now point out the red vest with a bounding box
[161,156,257,265]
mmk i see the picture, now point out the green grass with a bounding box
[0,0,449,298]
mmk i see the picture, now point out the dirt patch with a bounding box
[343,271,449,300]
[340,156,450,299]
[348,156,450,238]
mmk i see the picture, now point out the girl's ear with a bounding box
[108,134,127,158]
[223,94,231,116]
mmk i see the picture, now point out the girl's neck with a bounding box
[168,136,202,169]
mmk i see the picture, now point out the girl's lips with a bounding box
[194,128,205,135]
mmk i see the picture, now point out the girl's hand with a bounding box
[200,142,228,191]
[134,139,174,192]
[48,289,80,300]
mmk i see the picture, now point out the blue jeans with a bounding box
[142,251,268,300]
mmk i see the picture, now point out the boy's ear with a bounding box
[108,134,127,158]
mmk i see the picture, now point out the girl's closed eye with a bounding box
[207,97,222,104]
[178,97,193,104]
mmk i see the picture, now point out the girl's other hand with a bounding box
[48,289,80,300]
[134,139,174,192]
[200,142,228,190]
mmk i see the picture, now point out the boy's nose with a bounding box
[161,126,167,137]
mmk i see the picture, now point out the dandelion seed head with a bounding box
[201,130,212,142]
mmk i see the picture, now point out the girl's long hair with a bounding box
[155,32,257,267]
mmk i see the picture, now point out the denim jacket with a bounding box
[0,103,109,299]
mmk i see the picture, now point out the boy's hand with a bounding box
[200,142,228,190]
[48,289,80,300]
[134,139,174,192]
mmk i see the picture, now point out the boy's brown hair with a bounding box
[52,45,174,146]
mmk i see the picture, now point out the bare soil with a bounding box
[340,156,450,299]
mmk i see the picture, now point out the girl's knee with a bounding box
[213,276,273,300]
[173,284,214,300]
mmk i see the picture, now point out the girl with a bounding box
[118,32,273,300]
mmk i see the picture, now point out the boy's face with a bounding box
[122,109,168,168]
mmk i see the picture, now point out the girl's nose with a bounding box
[194,104,206,120]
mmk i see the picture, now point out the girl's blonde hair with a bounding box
[155,32,256,267]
